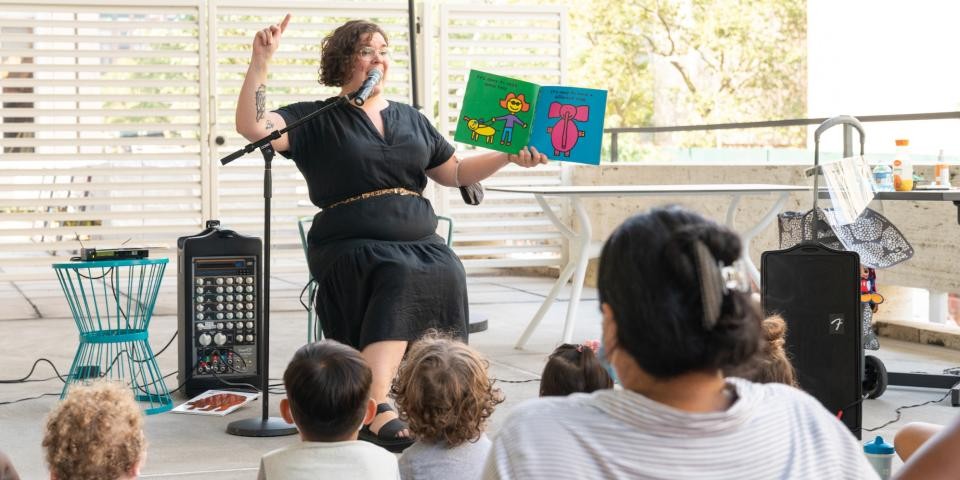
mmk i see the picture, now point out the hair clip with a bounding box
[720,261,751,293]
[693,241,723,330]
[575,344,584,353]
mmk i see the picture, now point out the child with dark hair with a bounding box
[392,334,503,480]
[540,342,613,397]
[724,314,798,386]
[484,206,877,479]
[258,340,399,480]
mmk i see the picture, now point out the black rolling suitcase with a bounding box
[761,116,864,438]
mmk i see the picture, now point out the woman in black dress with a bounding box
[236,15,547,451]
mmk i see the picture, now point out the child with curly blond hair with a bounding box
[42,381,146,480]
[392,334,503,480]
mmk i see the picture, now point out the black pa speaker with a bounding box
[762,242,863,438]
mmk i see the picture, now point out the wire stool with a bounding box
[53,258,172,415]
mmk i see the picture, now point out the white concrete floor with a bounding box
[1,273,959,478]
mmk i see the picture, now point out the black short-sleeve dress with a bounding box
[276,98,468,349]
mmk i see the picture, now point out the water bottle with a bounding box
[863,436,894,479]
[872,164,894,192]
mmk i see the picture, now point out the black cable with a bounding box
[0,392,61,406]
[151,331,178,358]
[0,358,67,384]
[492,377,541,384]
[863,391,951,432]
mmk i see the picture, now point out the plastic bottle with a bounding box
[872,164,894,192]
[892,139,914,191]
[863,436,894,479]
[935,149,951,188]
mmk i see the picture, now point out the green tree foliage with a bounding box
[530,0,807,146]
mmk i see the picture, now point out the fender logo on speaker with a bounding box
[829,314,845,335]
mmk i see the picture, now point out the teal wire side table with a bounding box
[53,258,173,415]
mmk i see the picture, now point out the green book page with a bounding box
[454,70,540,154]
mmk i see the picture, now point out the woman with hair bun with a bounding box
[484,206,878,479]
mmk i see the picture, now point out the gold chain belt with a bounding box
[322,187,420,210]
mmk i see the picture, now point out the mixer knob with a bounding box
[195,295,203,303]
[216,278,223,285]
[246,321,254,329]
[215,295,223,302]
[235,303,243,311]
[246,312,254,319]
[246,334,254,342]
[226,277,233,285]
[225,312,234,320]
[195,287,203,294]
[246,286,253,293]
[238,276,245,284]
[226,295,234,302]
[226,303,234,311]
[216,304,224,311]
[226,322,234,330]
[215,286,223,293]
[196,304,203,312]
[245,294,253,301]
[216,322,224,329]
[245,277,253,284]
[213,333,227,346]
[246,303,254,310]
[226,286,234,293]
[198,333,212,346]
[216,313,224,320]
[196,278,204,286]
[196,313,204,320]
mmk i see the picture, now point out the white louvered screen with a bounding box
[210,1,414,276]
[438,5,568,269]
[0,0,206,281]
[0,1,569,282]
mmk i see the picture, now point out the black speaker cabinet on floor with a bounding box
[177,221,263,398]
[762,243,863,438]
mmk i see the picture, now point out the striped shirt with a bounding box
[483,378,878,480]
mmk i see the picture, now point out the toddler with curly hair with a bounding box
[392,334,503,480]
[42,381,146,480]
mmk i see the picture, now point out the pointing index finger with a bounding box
[279,14,291,33]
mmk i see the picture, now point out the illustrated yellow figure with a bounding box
[492,93,529,146]
[463,116,496,143]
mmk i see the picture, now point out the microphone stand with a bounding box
[221,94,353,437]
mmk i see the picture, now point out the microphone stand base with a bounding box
[226,416,298,437]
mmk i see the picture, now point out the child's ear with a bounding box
[362,398,377,426]
[280,398,295,425]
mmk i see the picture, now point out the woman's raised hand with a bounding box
[252,14,291,63]
[508,146,550,168]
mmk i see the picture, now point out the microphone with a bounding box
[351,69,383,106]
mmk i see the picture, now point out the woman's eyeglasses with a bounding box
[358,47,390,59]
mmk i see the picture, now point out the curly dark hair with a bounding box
[43,381,146,480]
[320,20,388,87]
[391,333,503,447]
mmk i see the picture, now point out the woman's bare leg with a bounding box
[361,340,409,437]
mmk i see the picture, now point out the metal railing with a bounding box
[605,111,960,163]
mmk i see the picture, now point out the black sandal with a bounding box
[358,402,414,453]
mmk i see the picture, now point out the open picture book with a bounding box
[454,69,607,165]
[171,389,259,417]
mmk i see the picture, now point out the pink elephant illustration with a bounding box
[546,102,589,157]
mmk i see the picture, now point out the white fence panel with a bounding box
[438,4,568,270]
[0,0,206,281]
